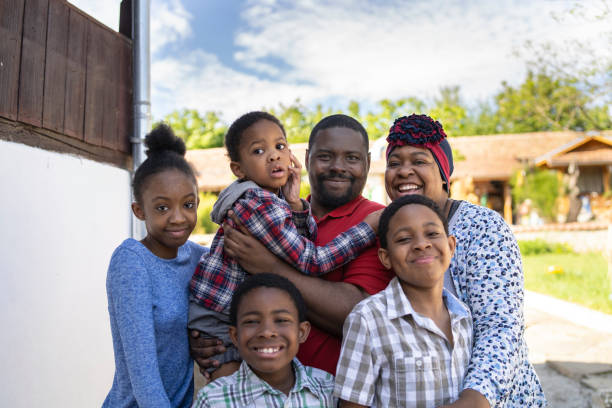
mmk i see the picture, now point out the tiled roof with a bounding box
[369,131,591,180]
[449,132,583,181]
[188,131,612,190]
[534,137,612,167]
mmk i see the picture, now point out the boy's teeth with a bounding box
[258,347,280,354]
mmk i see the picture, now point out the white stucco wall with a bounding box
[0,140,132,407]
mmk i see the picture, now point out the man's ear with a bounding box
[378,247,392,270]
[304,149,310,172]
[297,321,311,344]
[229,161,245,180]
[366,151,371,172]
[132,202,145,221]
[229,326,239,348]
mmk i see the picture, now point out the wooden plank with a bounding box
[102,30,119,150]
[0,0,25,120]
[42,0,69,133]
[63,9,87,140]
[0,117,132,169]
[83,22,106,146]
[116,39,132,153]
[17,0,49,127]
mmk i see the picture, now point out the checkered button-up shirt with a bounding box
[192,358,337,408]
[334,277,473,408]
[191,187,375,312]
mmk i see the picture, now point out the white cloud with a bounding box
[71,0,609,121]
[235,0,609,101]
[151,50,322,121]
[150,0,193,54]
[154,0,610,120]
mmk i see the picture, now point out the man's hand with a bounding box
[223,211,281,274]
[188,330,226,379]
[282,152,303,211]
[438,389,490,408]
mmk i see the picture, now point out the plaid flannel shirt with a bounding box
[334,277,473,407]
[190,187,375,312]
[192,358,336,408]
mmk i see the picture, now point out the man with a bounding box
[190,114,394,375]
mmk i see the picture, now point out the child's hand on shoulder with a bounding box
[282,151,304,211]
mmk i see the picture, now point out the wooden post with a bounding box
[608,225,612,302]
[503,182,513,225]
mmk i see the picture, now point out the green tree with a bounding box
[268,100,334,144]
[161,109,227,149]
[194,192,218,234]
[360,97,427,140]
[515,1,611,130]
[510,168,562,221]
[494,71,606,132]
[428,86,471,136]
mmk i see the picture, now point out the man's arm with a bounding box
[233,196,376,277]
[223,219,367,336]
[269,258,367,336]
[188,331,226,377]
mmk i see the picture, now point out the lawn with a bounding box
[522,252,612,315]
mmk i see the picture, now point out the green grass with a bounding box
[522,252,612,315]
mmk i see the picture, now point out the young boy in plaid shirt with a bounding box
[334,195,473,408]
[192,273,337,407]
[189,111,381,379]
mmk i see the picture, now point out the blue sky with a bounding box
[69,0,610,122]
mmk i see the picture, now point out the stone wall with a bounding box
[513,223,611,254]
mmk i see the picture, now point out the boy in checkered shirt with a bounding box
[192,273,337,408]
[189,111,381,379]
[334,195,473,408]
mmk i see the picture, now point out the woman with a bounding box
[383,114,545,407]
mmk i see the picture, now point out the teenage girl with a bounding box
[103,124,208,407]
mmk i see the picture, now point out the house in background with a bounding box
[534,135,612,223]
[535,135,612,194]
[191,130,612,225]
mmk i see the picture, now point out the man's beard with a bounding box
[315,172,357,209]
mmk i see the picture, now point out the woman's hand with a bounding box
[224,211,281,274]
[188,330,226,379]
[282,152,303,211]
[363,208,384,234]
[438,389,490,408]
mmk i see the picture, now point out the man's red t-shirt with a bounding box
[296,195,394,374]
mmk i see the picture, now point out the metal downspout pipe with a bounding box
[131,0,151,239]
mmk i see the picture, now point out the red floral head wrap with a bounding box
[386,114,453,191]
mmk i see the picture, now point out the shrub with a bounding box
[194,192,218,234]
[518,239,575,256]
[511,168,563,222]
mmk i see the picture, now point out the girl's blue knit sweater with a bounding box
[103,238,207,407]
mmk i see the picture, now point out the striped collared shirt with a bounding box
[334,277,473,408]
[192,358,337,408]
